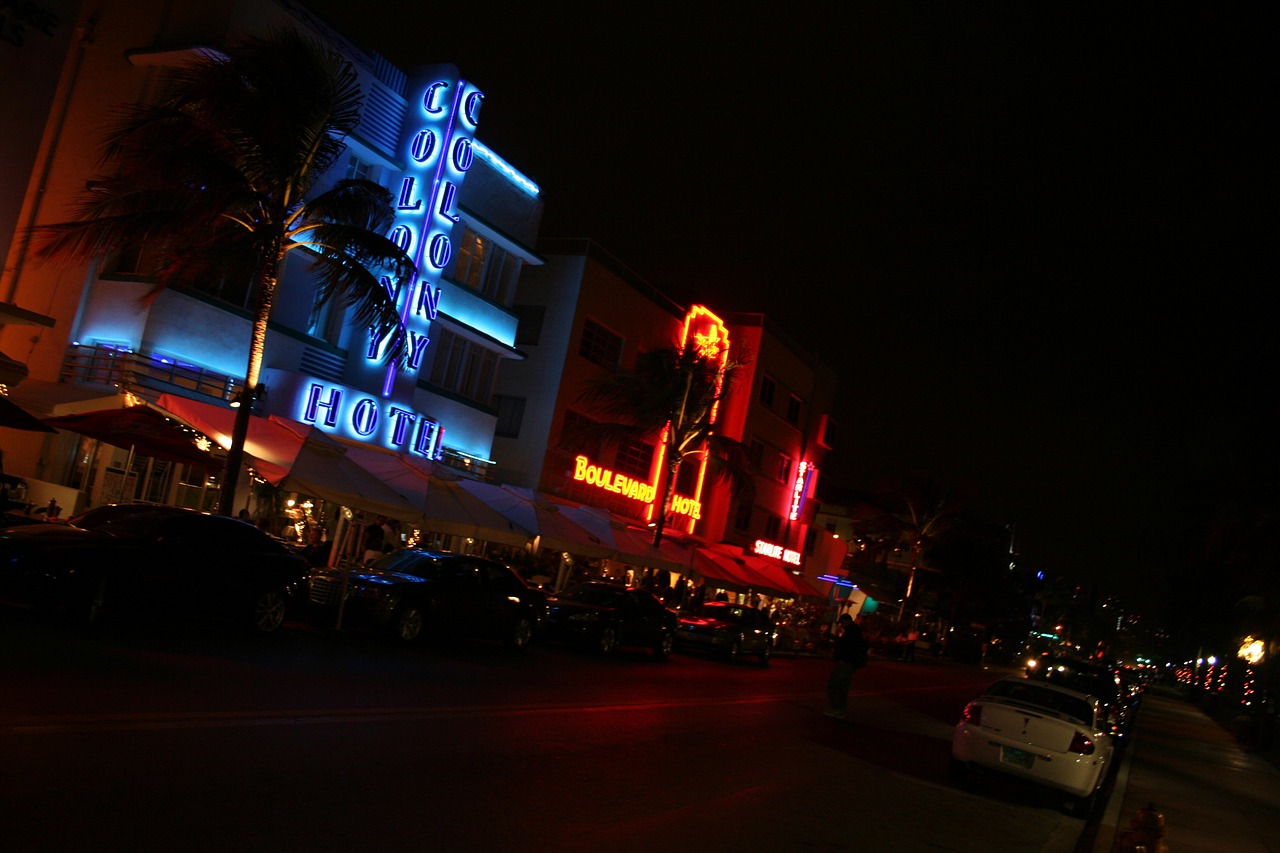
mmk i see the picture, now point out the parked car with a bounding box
[951,676,1117,817]
[0,504,308,633]
[543,581,677,659]
[307,549,546,649]
[675,601,776,665]
[1037,655,1136,740]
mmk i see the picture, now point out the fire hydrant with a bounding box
[1117,802,1168,852]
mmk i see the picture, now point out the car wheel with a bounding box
[758,641,773,666]
[654,630,674,660]
[390,603,425,642]
[82,578,108,627]
[726,636,743,661]
[248,589,287,634]
[597,625,618,654]
[1070,789,1097,819]
[506,615,534,650]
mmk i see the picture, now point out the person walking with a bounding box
[825,613,869,719]
[362,516,385,564]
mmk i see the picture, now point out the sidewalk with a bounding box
[1092,687,1280,852]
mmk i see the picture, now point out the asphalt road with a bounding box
[1,611,1094,852]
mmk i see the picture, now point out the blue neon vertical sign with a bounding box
[374,66,484,396]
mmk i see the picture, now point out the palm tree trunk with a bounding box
[216,268,277,516]
[652,457,681,547]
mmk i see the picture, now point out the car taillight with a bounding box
[1068,732,1095,755]
[962,702,982,724]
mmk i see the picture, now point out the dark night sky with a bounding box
[303,2,1276,602]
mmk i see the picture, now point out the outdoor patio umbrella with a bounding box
[0,394,55,433]
[340,445,534,548]
[153,394,416,519]
[41,404,218,470]
[456,481,615,560]
[558,503,694,573]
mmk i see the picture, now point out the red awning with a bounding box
[0,394,55,433]
[154,394,416,519]
[691,548,761,594]
[692,544,825,600]
[740,554,824,599]
[42,404,218,470]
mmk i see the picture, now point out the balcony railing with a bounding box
[61,344,243,404]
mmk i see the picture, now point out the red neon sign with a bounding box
[789,461,814,521]
[647,306,729,532]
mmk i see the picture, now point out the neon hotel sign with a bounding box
[296,68,481,458]
[571,306,728,529]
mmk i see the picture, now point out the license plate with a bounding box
[1001,746,1035,769]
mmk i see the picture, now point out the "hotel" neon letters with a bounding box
[301,382,443,459]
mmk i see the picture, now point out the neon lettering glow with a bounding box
[754,539,802,566]
[789,460,814,521]
[647,305,731,533]
[372,68,484,397]
[572,456,658,504]
[300,382,443,459]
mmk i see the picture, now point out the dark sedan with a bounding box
[0,504,309,633]
[1039,656,1135,740]
[543,581,677,659]
[307,549,547,649]
[675,601,776,665]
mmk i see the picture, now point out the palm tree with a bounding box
[574,341,754,545]
[31,29,415,515]
[870,476,955,622]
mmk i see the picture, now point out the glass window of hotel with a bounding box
[103,242,160,278]
[306,285,343,344]
[786,394,802,425]
[453,228,521,303]
[494,394,526,439]
[513,304,545,346]
[776,453,792,484]
[759,375,776,408]
[763,512,782,540]
[578,318,623,369]
[733,500,753,532]
[103,242,254,310]
[560,410,605,459]
[748,438,765,471]
[345,155,374,181]
[613,437,654,480]
[429,327,499,406]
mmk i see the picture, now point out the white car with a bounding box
[950,676,1116,817]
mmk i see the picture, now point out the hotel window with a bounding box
[759,375,776,408]
[578,318,623,369]
[493,394,526,439]
[561,410,605,460]
[106,242,159,278]
[453,228,521,303]
[306,290,342,344]
[345,155,373,181]
[763,513,782,540]
[429,327,499,406]
[748,438,765,471]
[786,394,802,425]
[613,437,654,480]
[733,500,753,532]
[776,454,792,484]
